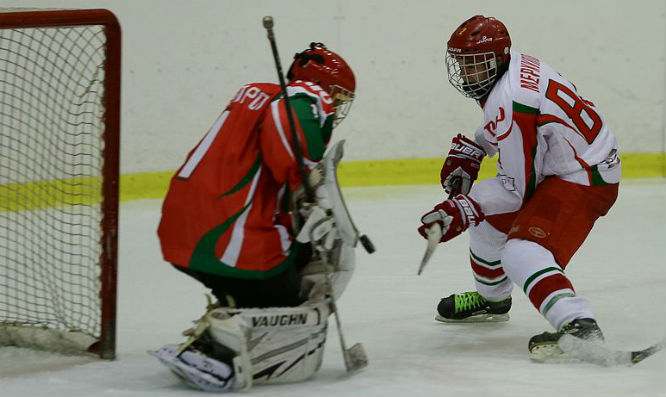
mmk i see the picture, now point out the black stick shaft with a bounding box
[263,16,315,203]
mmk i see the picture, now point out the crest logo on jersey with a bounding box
[483,106,505,135]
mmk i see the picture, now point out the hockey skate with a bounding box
[528,318,604,362]
[436,291,511,322]
[150,342,237,392]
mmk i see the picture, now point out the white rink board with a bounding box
[1,0,664,173]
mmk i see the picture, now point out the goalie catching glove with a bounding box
[418,194,485,243]
[440,133,486,195]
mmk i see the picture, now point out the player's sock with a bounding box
[436,291,511,322]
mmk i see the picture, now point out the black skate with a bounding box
[528,318,604,362]
[436,291,511,322]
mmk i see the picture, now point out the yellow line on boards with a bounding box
[1,153,664,209]
[118,152,665,201]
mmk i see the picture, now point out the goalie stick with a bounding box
[262,16,368,373]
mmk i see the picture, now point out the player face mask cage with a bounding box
[445,15,511,100]
[330,85,354,128]
[446,51,498,100]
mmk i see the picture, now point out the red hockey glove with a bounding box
[440,134,486,195]
[418,194,485,243]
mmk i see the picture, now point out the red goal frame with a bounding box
[0,9,120,359]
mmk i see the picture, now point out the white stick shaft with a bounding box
[417,223,442,275]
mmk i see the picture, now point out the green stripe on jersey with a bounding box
[218,155,261,198]
[189,203,303,279]
[590,164,612,186]
[513,101,539,115]
[290,94,332,161]
[525,139,539,200]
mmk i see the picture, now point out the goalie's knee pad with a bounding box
[208,299,330,385]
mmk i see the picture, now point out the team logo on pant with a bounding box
[528,226,547,239]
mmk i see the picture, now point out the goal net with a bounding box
[0,9,120,359]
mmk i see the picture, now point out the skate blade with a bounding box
[435,313,509,323]
[529,343,563,362]
[528,343,580,364]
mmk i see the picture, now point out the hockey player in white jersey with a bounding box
[418,15,621,361]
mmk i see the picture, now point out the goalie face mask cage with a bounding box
[0,9,120,359]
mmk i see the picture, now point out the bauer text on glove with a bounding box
[418,194,485,243]
[440,133,486,195]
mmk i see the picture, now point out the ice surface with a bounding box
[1,181,665,396]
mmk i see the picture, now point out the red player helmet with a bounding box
[287,43,355,127]
[445,15,511,99]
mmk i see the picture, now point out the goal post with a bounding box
[0,9,120,359]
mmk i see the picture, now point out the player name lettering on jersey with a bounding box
[232,84,272,110]
[519,54,541,93]
[252,313,308,327]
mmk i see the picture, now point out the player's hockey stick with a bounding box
[557,335,666,366]
[263,16,368,373]
[262,16,315,203]
[417,178,460,275]
[262,16,375,255]
[318,235,369,372]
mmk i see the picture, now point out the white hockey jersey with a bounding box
[471,51,621,215]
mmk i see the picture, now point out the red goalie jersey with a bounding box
[158,81,335,279]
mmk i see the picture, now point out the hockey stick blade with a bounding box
[344,343,369,372]
[417,178,459,275]
[417,223,442,275]
[558,334,666,366]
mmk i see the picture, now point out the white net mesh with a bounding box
[0,23,108,353]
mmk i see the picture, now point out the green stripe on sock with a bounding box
[542,292,576,315]
[470,250,501,267]
[474,275,508,286]
[523,267,563,294]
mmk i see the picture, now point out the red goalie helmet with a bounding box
[446,15,512,99]
[287,43,355,127]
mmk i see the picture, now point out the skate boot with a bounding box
[436,291,511,322]
[528,318,604,362]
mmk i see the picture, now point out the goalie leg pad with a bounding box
[210,299,331,385]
